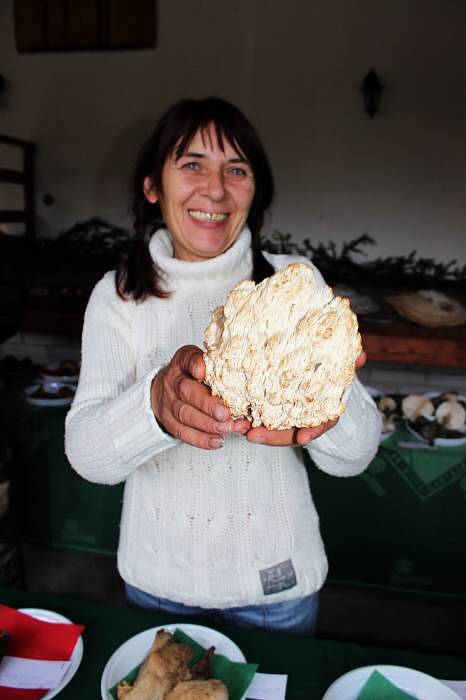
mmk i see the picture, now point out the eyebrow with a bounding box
[181,151,249,164]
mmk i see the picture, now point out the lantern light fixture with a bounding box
[360,69,384,118]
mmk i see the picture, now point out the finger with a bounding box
[171,398,234,436]
[167,419,226,450]
[295,418,339,445]
[355,350,367,369]
[175,375,231,423]
[232,418,251,435]
[246,427,296,446]
[175,345,206,381]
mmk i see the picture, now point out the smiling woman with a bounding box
[116,97,275,300]
[65,96,381,637]
[142,125,256,262]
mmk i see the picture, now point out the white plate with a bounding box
[40,373,79,384]
[100,623,246,700]
[401,392,466,447]
[380,428,396,442]
[322,664,461,700]
[405,422,466,448]
[423,392,466,403]
[18,608,84,699]
[23,382,75,407]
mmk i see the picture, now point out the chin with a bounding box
[193,233,236,259]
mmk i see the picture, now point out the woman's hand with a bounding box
[245,350,367,447]
[151,345,250,450]
[245,420,339,447]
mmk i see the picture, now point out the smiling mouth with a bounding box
[188,210,229,222]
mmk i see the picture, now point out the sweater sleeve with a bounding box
[65,273,177,485]
[304,376,382,476]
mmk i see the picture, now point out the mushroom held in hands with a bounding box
[203,263,362,430]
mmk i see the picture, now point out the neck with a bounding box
[149,228,253,291]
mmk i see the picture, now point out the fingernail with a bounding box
[213,405,228,421]
[247,434,264,444]
[209,437,224,449]
[215,422,232,435]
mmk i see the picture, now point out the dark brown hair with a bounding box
[116,97,275,300]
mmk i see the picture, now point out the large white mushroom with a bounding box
[203,262,362,430]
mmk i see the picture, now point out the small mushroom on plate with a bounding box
[376,396,397,436]
[401,395,434,421]
[381,414,396,434]
[378,396,397,415]
[438,391,459,402]
[435,400,466,431]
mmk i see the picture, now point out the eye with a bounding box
[227,166,248,178]
[181,161,201,172]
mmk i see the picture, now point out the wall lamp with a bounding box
[360,69,384,118]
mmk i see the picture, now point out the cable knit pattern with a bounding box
[65,227,381,608]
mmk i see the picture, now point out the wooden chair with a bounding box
[0,134,36,238]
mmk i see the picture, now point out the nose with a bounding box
[203,169,225,201]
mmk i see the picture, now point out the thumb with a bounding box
[176,345,205,381]
[355,350,367,370]
[192,353,206,381]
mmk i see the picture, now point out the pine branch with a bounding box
[260,230,466,290]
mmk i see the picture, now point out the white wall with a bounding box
[1,0,465,264]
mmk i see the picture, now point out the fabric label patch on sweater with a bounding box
[259,559,297,595]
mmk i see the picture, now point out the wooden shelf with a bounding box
[19,306,466,369]
[20,306,84,337]
[361,320,466,369]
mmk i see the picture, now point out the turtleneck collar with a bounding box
[148,227,253,292]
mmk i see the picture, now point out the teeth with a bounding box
[189,210,228,222]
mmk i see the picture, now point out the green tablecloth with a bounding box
[1,586,466,699]
[308,423,466,598]
[2,369,466,598]
[0,373,123,556]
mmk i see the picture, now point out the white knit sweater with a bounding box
[65,228,381,608]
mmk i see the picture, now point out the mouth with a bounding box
[188,209,229,222]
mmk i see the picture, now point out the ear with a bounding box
[143,176,158,204]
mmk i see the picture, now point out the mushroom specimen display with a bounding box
[435,400,466,430]
[401,395,434,421]
[204,263,362,430]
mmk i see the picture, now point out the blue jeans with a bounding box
[125,583,319,636]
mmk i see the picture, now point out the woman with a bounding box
[65,97,381,635]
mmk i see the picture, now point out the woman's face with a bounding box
[144,125,255,261]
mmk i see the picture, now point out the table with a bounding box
[3,368,466,598]
[0,372,123,556]
[308,423,466,599]
[1,586,466,699]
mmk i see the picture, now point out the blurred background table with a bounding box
[2,365,466,601]
[308,423,466,599]
[0,366,123,557]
